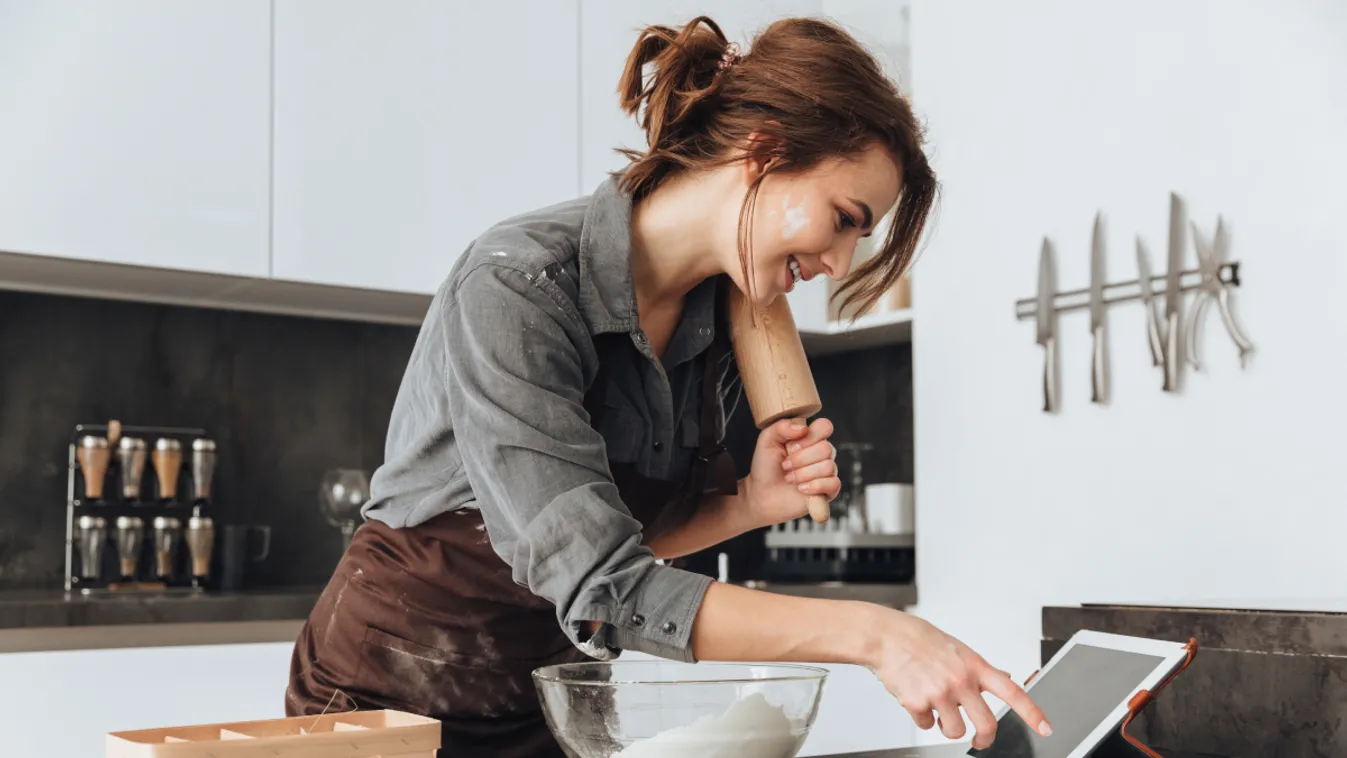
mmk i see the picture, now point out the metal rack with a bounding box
[1014,262,1241,320]
[1016,193,1253,410]
[64,422,208,595]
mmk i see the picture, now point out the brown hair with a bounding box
[616,15,938,316]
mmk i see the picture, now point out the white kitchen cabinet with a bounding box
[272,1,580,295]
[0,1,271,277]
[0,641,295,758]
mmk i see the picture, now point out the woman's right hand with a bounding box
[867,608,1052,750]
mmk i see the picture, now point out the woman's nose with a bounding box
[822,238,859,280]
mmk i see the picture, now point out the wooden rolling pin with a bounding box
[727,286,830,523]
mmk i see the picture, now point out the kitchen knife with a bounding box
[1135,237,1164,367]
[1089,212,1108,404]
[1036,238,1059,413]
[1163,193,1187,392]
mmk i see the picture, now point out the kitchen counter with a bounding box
[0,580,914,653]
[0,588,321,652]
[738,580,917,608]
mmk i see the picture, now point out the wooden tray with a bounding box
[106,709,440,757]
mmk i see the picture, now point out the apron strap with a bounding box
[696,276,739,497]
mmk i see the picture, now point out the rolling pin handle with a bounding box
[805,493,830,523]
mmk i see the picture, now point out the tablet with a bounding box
[967,630,1191,758]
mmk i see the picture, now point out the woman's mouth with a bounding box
[785,255,802,293]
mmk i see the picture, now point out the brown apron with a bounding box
[285,289,738,757]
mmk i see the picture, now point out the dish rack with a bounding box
[106,709,440,757]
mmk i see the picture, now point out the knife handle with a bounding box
[1043,337,1058,413]
[1091,325,1107,404]
[1163,312,1181,392]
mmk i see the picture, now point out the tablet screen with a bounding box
[967,643,1166,758]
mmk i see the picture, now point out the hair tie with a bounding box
[718,42,741,71]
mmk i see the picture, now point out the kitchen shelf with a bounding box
[799,307,913,356]
[0,248,432,326]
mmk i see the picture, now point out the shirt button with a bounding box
[653,440,663,451]
[699,326,712,337]
[631,613,646,628]
[661,621,677,634]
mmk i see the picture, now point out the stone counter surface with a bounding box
[0,581,912,652]
[0,587,323,628]
[0,588,322,652]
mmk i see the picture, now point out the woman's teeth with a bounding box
[788,256,802,284]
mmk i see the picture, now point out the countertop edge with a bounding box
[0,619,305,653]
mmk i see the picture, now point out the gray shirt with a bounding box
[363,177,739,663]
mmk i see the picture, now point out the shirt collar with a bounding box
[577,177,718,362]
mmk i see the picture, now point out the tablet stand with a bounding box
[1087,638,1201,758]
[1090,731,1223,758]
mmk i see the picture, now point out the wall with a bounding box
[907,0,1347,734]
[0,289,417,590]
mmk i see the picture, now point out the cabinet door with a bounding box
[0,1,271,277]
[273,1,580,295]
[0,641,296,757]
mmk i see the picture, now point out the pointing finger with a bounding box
[983,669,1051,738]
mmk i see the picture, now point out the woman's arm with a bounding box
[648,418,843,559]
[690,582,1054,751]
[646,485,753,559]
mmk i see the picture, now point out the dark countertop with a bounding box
[0,587,323,652]
[0,587,323,629]
[0,580,911,653]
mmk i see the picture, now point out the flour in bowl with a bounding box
[612,692,804,758]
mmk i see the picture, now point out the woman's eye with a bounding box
[837,209,856,230]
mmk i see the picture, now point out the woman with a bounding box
[286,15,1050,756]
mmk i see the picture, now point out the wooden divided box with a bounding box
[107,709,440,757]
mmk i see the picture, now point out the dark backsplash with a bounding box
[0,289,911,591]
[0,289,417,591]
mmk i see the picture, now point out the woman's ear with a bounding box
[740,129,786,182]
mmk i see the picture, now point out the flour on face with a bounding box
[780,195,810,241]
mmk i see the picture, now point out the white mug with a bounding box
[864,483,914,535]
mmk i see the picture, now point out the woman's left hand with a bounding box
[742,417,841,528]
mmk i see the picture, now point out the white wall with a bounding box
[907,0,1347,733]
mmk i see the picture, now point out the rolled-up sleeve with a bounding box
[442,260,712,662]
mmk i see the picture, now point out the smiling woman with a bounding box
[285,14,1048,758]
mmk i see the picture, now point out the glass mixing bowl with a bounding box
[533,660,827,758]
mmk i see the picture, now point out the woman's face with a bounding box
[732,143,902,307]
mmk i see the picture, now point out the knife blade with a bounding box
[1163,193,1187,392]
[1036,238,1058,413]
[1135,237,1164,367]
[1089,212,1108,404]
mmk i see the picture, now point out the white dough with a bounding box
[611,692,804,758]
